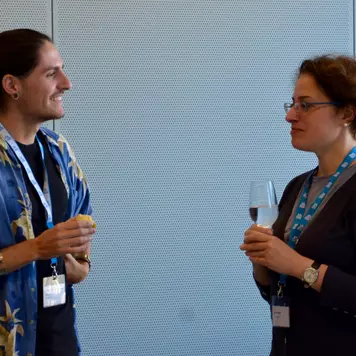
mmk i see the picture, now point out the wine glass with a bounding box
[249,180,278,228]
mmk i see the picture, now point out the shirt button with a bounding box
[29,320,34,325]
[30,288,35,293]
[27,353,32,356]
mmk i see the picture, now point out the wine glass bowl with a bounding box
[249,180,278,228]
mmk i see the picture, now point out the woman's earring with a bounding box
[12,93,20,100]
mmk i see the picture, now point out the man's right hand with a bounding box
[34,219,96,260]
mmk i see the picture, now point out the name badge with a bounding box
[43,274,66,308]
[272,296,290,328]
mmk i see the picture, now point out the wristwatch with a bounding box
[0,251,6,276]
[302,261,321,288]
[73,253,91,270]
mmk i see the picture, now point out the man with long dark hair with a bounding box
[0,28,96,356]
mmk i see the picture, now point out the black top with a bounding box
[255,170,356,356]
[17,133,79,356]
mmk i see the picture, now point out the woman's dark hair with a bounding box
[0,28,52,109]
[298,54,356,138]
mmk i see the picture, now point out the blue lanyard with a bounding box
[278,147,356,291]
[0,123,57,266]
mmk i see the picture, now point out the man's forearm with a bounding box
[64,254,90,284]
[0,239,38,274]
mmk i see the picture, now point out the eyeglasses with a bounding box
[284,101,342,114]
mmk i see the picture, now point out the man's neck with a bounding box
[0,112,41,145]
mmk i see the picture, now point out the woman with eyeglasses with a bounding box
[240,55,356,356]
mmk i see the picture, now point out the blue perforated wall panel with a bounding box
[53,1,353,355]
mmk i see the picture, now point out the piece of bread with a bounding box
[76,214,97,228]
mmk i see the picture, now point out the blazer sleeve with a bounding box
[254,277,271,302]
[320,267,356,316]
[318,194,356,316]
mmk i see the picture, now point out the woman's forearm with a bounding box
[253,263,270,286]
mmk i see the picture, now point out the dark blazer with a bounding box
[256,171,356,356]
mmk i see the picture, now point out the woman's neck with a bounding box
[316,139,356,177]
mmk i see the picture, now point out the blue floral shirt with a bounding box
[0,127,92,356]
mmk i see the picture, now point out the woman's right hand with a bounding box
[34,218,96,260]
[241,224,272,286]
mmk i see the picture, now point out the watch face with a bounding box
[304,268,318,284]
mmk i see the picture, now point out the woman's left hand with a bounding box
[240,224,308,278]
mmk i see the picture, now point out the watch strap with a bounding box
[311,261,321,270]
